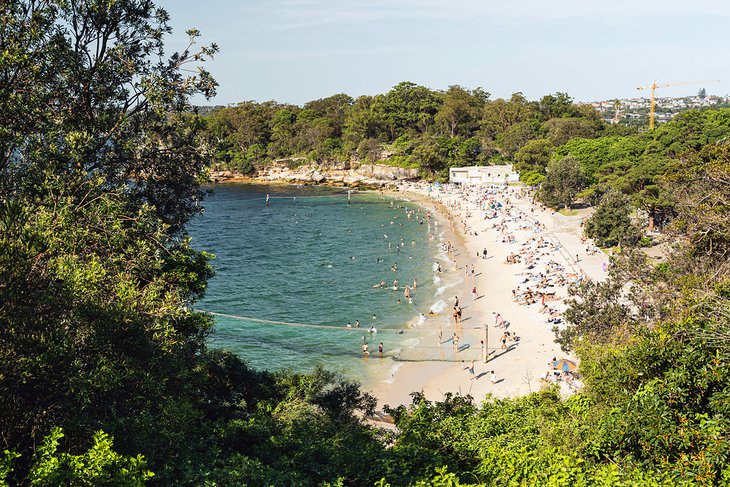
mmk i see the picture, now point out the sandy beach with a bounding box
[368,181,608,409]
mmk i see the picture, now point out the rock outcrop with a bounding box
[209,160,421,187]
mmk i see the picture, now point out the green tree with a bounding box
[434,85,487,138]
[584,190,642,247]
[0,428,154,486]
[0,0,220,482]
[543,117,600,146]
[539,156,586,209]
[514,139,555,174]
[480,92,538,141]
[374,81,441,139]
[497,120,539,157]
[538,92,578,120]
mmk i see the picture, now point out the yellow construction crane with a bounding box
[636,79,720,130]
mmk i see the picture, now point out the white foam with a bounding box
[401,338,420,347]
[384,362,403,384]
[431,299,447,313]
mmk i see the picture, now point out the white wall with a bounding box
[449,165,518,184]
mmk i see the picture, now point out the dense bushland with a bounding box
[1,1,729,486]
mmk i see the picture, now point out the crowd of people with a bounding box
[391,179,587,391]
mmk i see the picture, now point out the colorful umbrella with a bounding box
[552,358,577,372]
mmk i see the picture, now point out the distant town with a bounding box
[588,92,730,126]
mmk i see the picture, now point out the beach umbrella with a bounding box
[552,358,577,372]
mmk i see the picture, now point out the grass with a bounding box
[558,208,579,216]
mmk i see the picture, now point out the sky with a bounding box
[158,0,730,106]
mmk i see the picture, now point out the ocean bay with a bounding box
[188,183,457,383]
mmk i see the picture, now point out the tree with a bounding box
[0,0,219,481]
[1,428,153,486]
[514,139,554,174]
[480,92,538,141]
[434,85,487,138]
[538,92,578,120]
[538,156,586,209]
[584,190,643,247]
[542,117,600,146]
[698,87,707,99]
[374,81,441,139]
[497,121,538,157]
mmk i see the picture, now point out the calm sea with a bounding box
[188,183,460,385]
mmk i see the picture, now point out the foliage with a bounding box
[0,428,153,486]
[3,1,730,486]
[203,87,605,177]
[584,190,642,247]
[538,155,586,209]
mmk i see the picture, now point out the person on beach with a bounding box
[463,360,476,380]
[363,343,370,356]
[378,342,384,357]
[494,312,505,328]
[454,295,459,307]
[438,327,443,343]
[452,333,459,351]
[472,286,478,300]
[500,333,508,349]
[490,370,497,384]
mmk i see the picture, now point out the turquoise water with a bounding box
[188,183,459,384]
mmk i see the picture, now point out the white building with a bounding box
[448,165,518,184]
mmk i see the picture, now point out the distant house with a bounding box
[448,165,518,184]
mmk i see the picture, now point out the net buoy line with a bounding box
[200,310,447,333]
[214,194,349,203]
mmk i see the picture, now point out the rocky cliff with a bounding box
[209,161,421,187]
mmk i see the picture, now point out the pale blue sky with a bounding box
[159,0,730,105]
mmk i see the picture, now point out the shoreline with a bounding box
[364,181,609,410]
[200,179,608,410]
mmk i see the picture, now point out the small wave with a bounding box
[430,299,447,313]
[384,362,403,384]
[435,280,458,295]
[401,338,420,347]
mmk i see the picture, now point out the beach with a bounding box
[369,181,608,409]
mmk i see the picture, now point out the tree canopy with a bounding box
[2,1,730,486]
